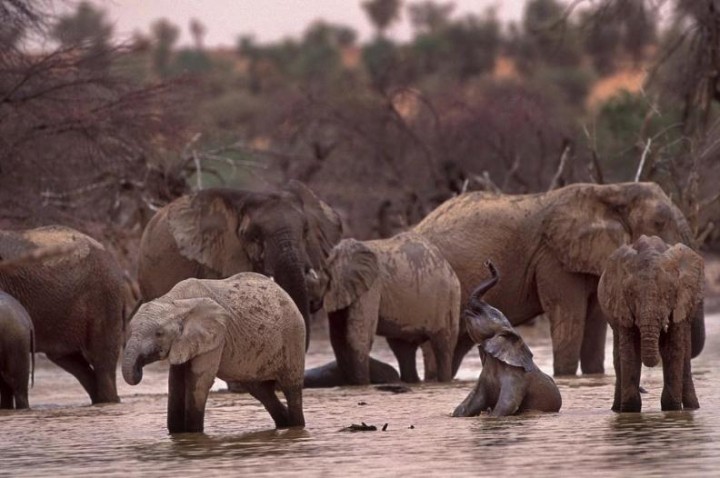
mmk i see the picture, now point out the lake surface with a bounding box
[1,315,719,477]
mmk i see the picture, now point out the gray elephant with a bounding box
[598,235,703,412]
[123,273,306,433]
[309,231,460,385]
[138,180,342,350]
[414,182,703,376]
[0,291,34,409]
[0,226,126,404]
[453,261,561,417]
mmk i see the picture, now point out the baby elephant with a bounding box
[123,272,306,433]
[452,261,561,417]
[0,291,34,409]
[598,235,703,412]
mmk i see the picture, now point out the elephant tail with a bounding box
[468,260,500,308]
[30,327,35,388]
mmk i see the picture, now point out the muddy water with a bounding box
[2,316,719,477]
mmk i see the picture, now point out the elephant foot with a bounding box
[304,358,400,388]
[619,398,642,413]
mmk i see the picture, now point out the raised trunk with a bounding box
[639,325,661,367]
[266,239,310,350]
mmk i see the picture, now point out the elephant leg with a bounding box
[278,381,305,428]
[491,373,528,417]
[168,363,188,433]
[91,363,120,404]
[581,294,607,374]
[244,381,290,428]
[421,343,437,381]
[681,325,699,410]
[46,353,99,403]
[612,330,621,412]
[660,323,686,411]
[451,333,475,378]
[452,376,489,417]
[618,327,642,412]
[0,376,14,409]
[429,333,454,383]
[386,338,420,383]
[183,353,221,433]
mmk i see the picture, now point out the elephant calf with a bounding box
[123,272,306,433]
[598,235,703,412]
[309,231,461,385]
[0,291,34,409]
[453,261,561,417]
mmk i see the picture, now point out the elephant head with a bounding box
[598,235,704,367]
[122,298,229,385]
[311,239,380,313]
[544,182,704,356]
[166,180,342,347]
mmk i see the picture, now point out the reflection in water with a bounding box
[0,316,719,477]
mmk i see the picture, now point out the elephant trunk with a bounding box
[639,325,661,368]
[266,237,310,350]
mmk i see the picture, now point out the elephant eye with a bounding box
[155,330,164,338]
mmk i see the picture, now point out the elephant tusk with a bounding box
[308,268,319,280]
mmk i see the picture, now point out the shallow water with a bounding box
[1,316,719,477]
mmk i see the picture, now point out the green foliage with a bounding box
[362,0,402,35]
[51,1,113,69]
[534,66,596,106]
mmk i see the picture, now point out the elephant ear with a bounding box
[666,244,704,323]
[483,330,534,373]
[597,245,635,329]
[544,185,630,276]
[167,192,253,276]
[286,180,343,268]
[168,298,229,365]
[324,239,380,312]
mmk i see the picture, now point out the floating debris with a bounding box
[341,422,377,432]
[409,425,415,429]
[382,423,388,431]
[375,384,412,394]
[358,401,368,406]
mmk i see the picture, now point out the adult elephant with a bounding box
[414,182,703,376]
[137,180,343,348]
[0,225,126,404]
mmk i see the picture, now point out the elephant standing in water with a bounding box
[0,226,126,404]
[123,273,306,433]
[137,180,343,349]
[453,261,561,417]
[598,235,703,412]
[414,182,703,376]
[0,291,34,409]
[306,232,460,385]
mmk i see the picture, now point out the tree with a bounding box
[151,18,180,77]
[407,1,455,34]
[51,2,113,69]
[362,0,402,37]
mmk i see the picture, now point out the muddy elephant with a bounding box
[453,261,561,417]
[414,182,702,376]
[308,231,460,385]
[138,180,342,349]
[598,235,703,412]
[0,226,126,404]
[123,273,306,433]
[0,291,34,409]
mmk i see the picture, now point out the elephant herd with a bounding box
[0,180,705,432]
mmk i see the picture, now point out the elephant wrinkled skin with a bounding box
[414,182,703,376]
[598,235,703,412]
[123,273,306,433]
[453,261,561,417]
[137,180,342,350]
[0,226,126,404]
